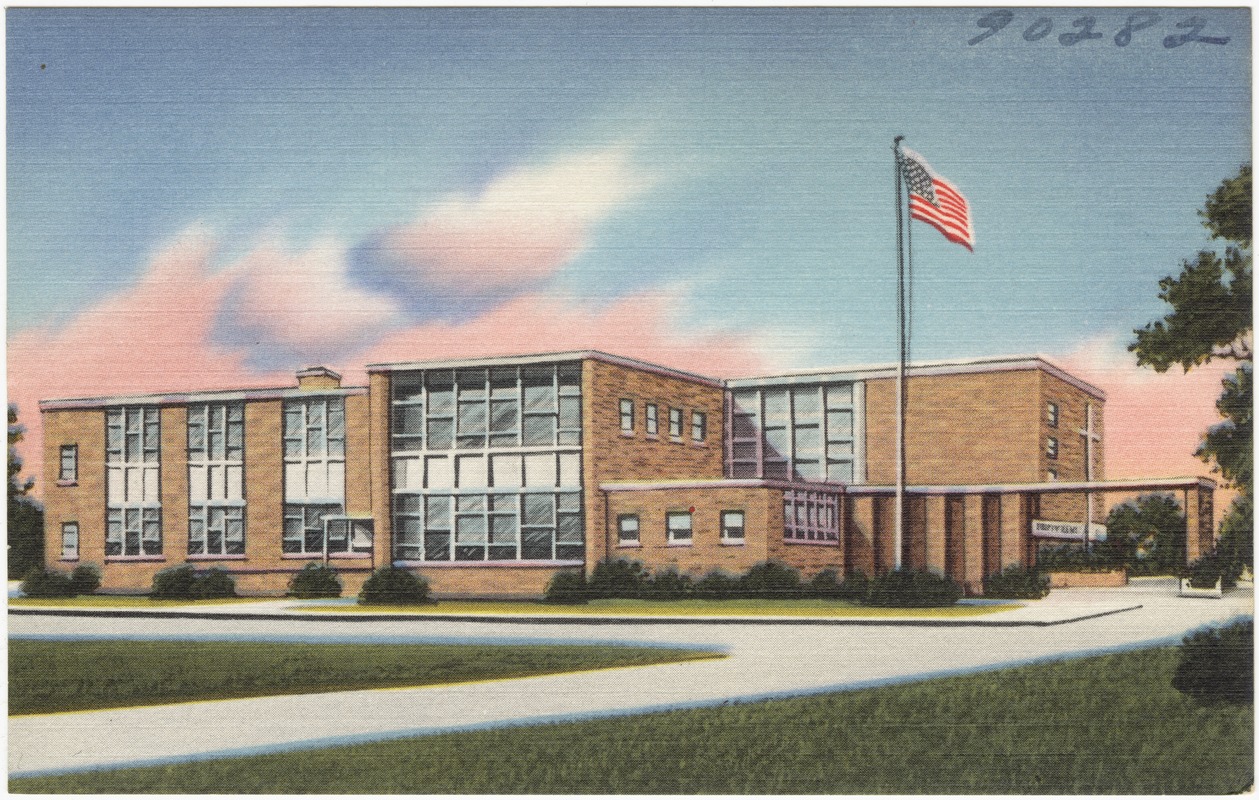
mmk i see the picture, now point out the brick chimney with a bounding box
[296,366,342,391]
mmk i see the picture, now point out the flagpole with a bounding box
[892,135,906,571]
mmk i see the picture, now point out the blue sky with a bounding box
[8,7,1250,373]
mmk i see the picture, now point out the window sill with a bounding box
[782,539,841,547]
[55,479,78,488]
[665,541,692,547]
[105,556,166,563]
[669,437,684,445]
[392,560,584,568]
[690,441,707,448]
[616,542,642,549]
[720,540,745,547]
[187,554,247,561]
[58,556,80,563]
[645,434,658,440]
[281,552,372,560]
[620,431,635,438]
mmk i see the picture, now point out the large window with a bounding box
[58,445,77,483]
[105,407,162,556]
[283,398,347,555]
[61,522,79,560]
[783,489,840,543]
[729,383,859,484]
[187,403,245,556]
[391,362,585,563]
[666,511,692,544]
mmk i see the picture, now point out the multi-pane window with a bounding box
[618,514,640,545]
[669,408,683,439]
[187,403,245,556]
[105,407,162,556]
[645,404,658,436]
[283,398,347,554]
[666,511,692,543]
[729,383,857,483]
[721,511,745,543]
[619,399,634,433]
[783,489,840,543]
[1046,401,1060,428]
[1046,436,1059,460]
[58,445,77,483]
[390,362,584,563]
[61,522,79,560]
[692,411,707,443]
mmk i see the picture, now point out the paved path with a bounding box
[9,579,1252,777]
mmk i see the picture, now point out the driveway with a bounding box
[9,579,1252,777]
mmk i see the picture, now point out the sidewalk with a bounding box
[9,580,1253,777]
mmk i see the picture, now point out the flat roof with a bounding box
[365,349,725,388]
[847,476,1214,496]
[726,354,1105,401]
[40,384,367,412]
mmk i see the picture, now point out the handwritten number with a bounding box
[1114,12,1160,47]
[1163,16,1230,48]
[1022,17,1052,41]
[968,10,1013,45]
[1058,17,1103,46]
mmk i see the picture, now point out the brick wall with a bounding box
[1037,371,1105,523]
[42,408,106,569]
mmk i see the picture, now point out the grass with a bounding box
[9,596,264,608]
[11,645,1252,793]
[302,598,1020,618]
[8,639,719,716]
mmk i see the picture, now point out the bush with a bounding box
[983,565,1049,599]
[739,561,802,599]
[1182,553,1232,590]
[588,559,650,599]
[69,563,102,596]
[359,567,430,605]
[644,568,692,600]
[807,569,844,599]
[694,570,739,599]
[150,564,237,599]
[544,570,591,604]
[19,567,76,598]
[287,563,342,598]
[1172,620,1253,704]
[866,569,962,607]
[835,569,871,602]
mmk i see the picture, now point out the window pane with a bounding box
[826,384,853,408]
[284,463,306,501]
[558,453,581,487]
[458,401,487,434]
[827,461,854,482]
[523,493,554,525]
[426,372,455,414]
[490,368,518,397]
[490,454,522,488]
[827,410,854,438]
[426,456,454,489]
[792,388,821,422]
[557,513,583,543]
[424,531,451,561]
[524,454,556,488]
[521,530,553,560]
[764,427,790,458]
[491,515,519,544]
[794,426,822,460]
[456,493,486,513]
[490,400,518,433]
[457,455,488,488]
[394,405,424,437]
[557,492,580,513]
[522,414,556,446]
[559,396,581,429]
[457,369,487,400]
[393,373,424,403]
[763,391,789,425]
[557,363,581,392]
[426,495,452,528]
[427,418,453,450]
[456,515,487,543]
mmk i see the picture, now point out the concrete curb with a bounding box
[7,604,1144,627]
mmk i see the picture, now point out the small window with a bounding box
[618,514,640,545]
[1047,468,1058,481]
[666,511,692,543]
[692,411,707,443]
[669,408,683,439]
[61,522,79,560]
[1047,401,1059,428]
[58,445,78,483]
[1046,436,1059,460]
[619,399,634,433]
[721,510,745,543]
[645,404,658,436]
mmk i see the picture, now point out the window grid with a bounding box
[666,511,692,543]
[618,514,640,545]
[782,489,841,543]
[619,399,634,433]
[721,510,745,543]
[59,445,78,483]
[692,411,706,443]
[393,491,582,562]
[187,403,246,556]
[668,408,683,439]
[645,404,658,436]
[283,397,346,503]
[61,522,79,560]
[729,384,856,483]
[105,407,162,556]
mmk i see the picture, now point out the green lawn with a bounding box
[8,639,719,715]
[11,646,1251,793]
[9,596,264,608]
[308,597,1021,618]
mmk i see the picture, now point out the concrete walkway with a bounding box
[8,579,1252,778]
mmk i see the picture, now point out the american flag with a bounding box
[899,147,974,251]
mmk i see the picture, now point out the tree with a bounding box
[1101,494,1186,575]
[8,405,44,578]
[1131,164,1252,573]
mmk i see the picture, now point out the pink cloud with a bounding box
[226,236,400,352]
[8,231,291,493]
[382,146,655,291]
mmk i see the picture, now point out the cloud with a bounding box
[214,235,402,366]
[369,145,656,297]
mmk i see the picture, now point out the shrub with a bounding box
[694,570,739,599]
[644,568,692,600]
[835,569,871,602]
[287,563,342,598]
[866,569,962,607]
[150,565,200,599]
[1172,620,1253,704]
[739,561,802,600]
[196,568,237,599]
[544,570,591,604]
[19,567,75,598]
[69,563,102,596]
[359,567,430,605]
[588,559,650,599]
[1182,554,1228,590]
[808,569,844,599]
[983,565,1049,599]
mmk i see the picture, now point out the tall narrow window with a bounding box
[692,411,707,443]
[721,511,745,544]
[60,522,79,560]
[283,397,347,554]
[619,399,634,433]
[645,403,658,436]
[666,511,692,544]
[669,408,683,440]
[188,403,246,556]
[1046,436,1059,460]
[105,407,162,556]
[1047,401,1060,428]
[58,445,78,483]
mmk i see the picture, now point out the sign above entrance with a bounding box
[1032,519,1107,541]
